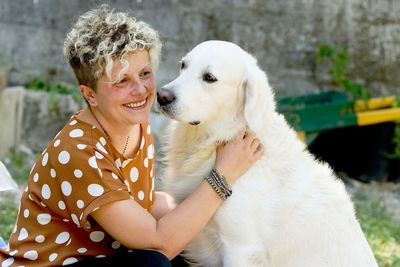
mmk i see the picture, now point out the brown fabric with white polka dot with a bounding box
[0,111,155,266]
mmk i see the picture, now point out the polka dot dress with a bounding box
[0,113,155,266]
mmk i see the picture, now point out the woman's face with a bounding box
[94,50,156,126]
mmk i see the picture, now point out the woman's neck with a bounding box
[79,108,142,158]
[119,124,141,159]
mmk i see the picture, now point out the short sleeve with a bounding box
[40,127,131,230]
[0,118,155,266]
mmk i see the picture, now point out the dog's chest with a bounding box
[165,142,217,202]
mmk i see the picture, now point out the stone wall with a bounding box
[0,87,83,156]
[0,87,167,158]
[0,87,24,157]
[1,0,400,158]
[0,0,399,97]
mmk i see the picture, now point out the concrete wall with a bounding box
[0,87,25,157]
[1,0,400,156]
[0,0,399,97]
[0,87,83,156]
[0,87,165,180]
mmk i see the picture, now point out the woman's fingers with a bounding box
[252,145,264,161]
[232,129,246,142]
[250,137,260,151]
[244,131,264,157]
[222,130,263,156]
[215,130,264,183]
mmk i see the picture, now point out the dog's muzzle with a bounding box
[157,87,176,106]
[156,87,200,125]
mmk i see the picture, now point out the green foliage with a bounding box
[0,189,399,265]
[382,122,400,162]
[316,44,335,64]
[389,96,400,162]
[7,152,31,184]
[353,190,400,266]
[0,204,18,241]
[371,95,400,161]
[392,95,400,109]
[26,77,81,110]
[315,44,371,103]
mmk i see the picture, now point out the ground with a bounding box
[343,175,400,267]
[0,156,399,266]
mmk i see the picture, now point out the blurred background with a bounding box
[0,0,399,265]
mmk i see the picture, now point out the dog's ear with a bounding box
[242,63,276,136]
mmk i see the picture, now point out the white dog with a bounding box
[156,40,378,267]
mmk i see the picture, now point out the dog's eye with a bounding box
[180,61,185,70]
[203,73,217,83]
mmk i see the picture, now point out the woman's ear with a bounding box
[243,64,276,137]
[80,85,97,106]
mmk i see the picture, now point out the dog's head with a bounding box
[157,40,276,140]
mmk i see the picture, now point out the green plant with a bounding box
[389,95,400,162]
[391,95,400,109]
[381,121,400,163]
[353,190,400,266]
[372,95,400,161]
[1,150,33,185]
[26,77,82,111]
[0,204,18,241]
[315,44,371,105]
[8,152,31,184]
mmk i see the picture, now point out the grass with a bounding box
[0,203,18,241]
[353,190,400,267]
[6,152,33,184]
[0,173,399,266]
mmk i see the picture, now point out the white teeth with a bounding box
[124,99,146,108]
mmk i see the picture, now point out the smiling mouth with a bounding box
[123,98,147,109]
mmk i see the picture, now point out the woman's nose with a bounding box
[130,79,147,94]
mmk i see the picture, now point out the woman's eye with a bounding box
[203,73,217,83]
[141,71,152,78]
[114,79,128,86]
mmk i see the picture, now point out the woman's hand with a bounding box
[214,130,263,185]
[92,130,263,260]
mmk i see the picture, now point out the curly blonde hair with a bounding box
[64,5,162,90]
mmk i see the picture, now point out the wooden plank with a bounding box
[357,108,400,126]
[297,131,306,142]
[355,96,395,111]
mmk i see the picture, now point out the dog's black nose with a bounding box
[157,88,176,106]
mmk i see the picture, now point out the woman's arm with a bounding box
[92,131,263,259]
[151,191,177,220]
[92,180,223,259]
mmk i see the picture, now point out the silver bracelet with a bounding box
[210,169,232,196]
[204,168,232,200]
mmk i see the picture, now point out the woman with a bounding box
[0,5,263,267]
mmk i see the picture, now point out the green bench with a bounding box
[277,91,400,144]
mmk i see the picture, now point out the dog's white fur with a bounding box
[158,41,378,267]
